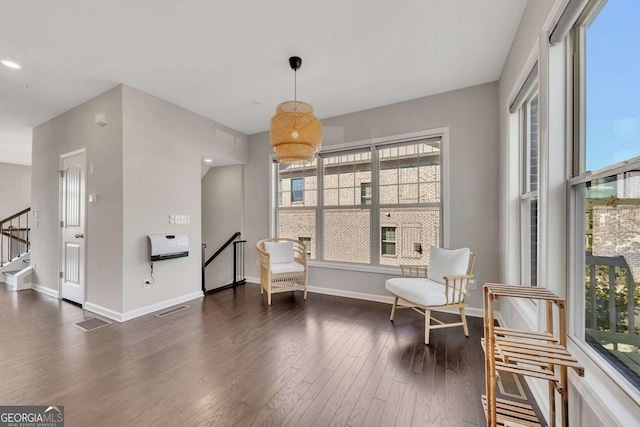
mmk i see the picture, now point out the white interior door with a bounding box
[60,151,86,304]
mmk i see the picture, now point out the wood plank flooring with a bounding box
[0,283,519,426]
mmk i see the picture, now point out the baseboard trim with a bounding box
[245,276,259,284]
[84,302,123,322]
[121,291,203,322]
[32,284,59,299]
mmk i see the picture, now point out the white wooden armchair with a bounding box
[385,247,476,345]
[256,238,308,305]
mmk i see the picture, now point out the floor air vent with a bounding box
[74,317,112,332]
[497,370,527,400]
[154,305,189,318]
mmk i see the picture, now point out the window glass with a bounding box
[572,0,640,391]
[584,0,640,171]
[323,152,371,206]
[580,172,640,388]
[277,210,315,260]
[291,178,304,203]
[361,182,372,205]
[324,209,370,264]
[277,162,316,207]
[379,142,440,205]
[527,94,539,192]
[275,137,442,267]
[379,208,439,266]
[520,90,539,287]
[381,227,397,256]
[299,237,312,258]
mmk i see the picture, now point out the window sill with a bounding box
[307,260,401,275]
[566,335,640,425]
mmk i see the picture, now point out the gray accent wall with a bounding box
[0,162,31,221]
[31,84,248,316]
[120,85,247,313]
[244,82,500,309]
[31,85,124,312]
[201,165,244,290]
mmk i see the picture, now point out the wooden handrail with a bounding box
[0,207,30,225]
[0,207,31,266]
[1,231,29,245]
[204,232,241,268]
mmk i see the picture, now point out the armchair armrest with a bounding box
[400,264,428,278]
[443,273,474,304]
[256,248,271,269]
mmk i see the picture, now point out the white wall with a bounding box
[31,85,124,312]
[0,162,31,221]
[244,82,500,309]
[121,85,247,313]
[201,165,244,290]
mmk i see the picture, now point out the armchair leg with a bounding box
[268,292,272,306]
[390,296,398,321]
[460,307,469,337]
[425,309,431,345]
[304,289,308,300]
[260,284,264,294]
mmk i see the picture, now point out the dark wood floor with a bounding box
[1,283,497,426]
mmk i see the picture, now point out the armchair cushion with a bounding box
[385,277,464,306]
[427,247,470,284]
[271,262,305,275]
[385,277,459,307]
[264,241,295,264]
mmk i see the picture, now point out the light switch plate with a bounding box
[174,215,190,225]
[89,194,97,203]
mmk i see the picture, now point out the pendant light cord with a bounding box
[293,68,298,117]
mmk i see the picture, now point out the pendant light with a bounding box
[270,56,322,164]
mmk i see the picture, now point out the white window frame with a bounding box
[567,0,640,408]
[520,89,540,288]
[269,128,450,274]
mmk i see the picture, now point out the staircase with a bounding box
[1,207,31,267]
[1,207,33,291]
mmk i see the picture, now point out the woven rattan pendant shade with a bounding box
[270,56,322,164]
[270,100,322,163]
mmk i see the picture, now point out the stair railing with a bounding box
[202,232,247,294]
[1,207,31,267]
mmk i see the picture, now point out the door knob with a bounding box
[75,234,84,239]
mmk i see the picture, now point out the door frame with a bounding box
[58,148,87,305]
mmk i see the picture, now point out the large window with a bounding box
[521,90,539,287]
[275,137,443,267]
[572,0,640,390]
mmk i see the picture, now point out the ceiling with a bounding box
[0,0,526,166]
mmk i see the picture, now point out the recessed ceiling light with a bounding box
[204,159,213,163]
[1,59,23,70]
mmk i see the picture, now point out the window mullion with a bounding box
[371,147,381,265]
[316,155,324,261]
